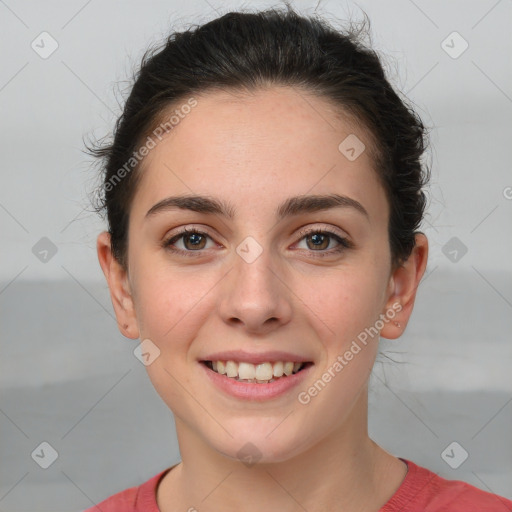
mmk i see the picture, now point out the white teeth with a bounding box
[207,360,306,382]
[255,362,273,381]
[273,361,284,377]
[238,362,256,380]
[225,360,238,378]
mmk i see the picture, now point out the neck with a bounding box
[158,390,406,512]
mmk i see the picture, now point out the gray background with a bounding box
[1,0,511,510]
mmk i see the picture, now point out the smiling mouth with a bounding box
[201,360,313,383]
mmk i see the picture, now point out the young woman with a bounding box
[85,6,512,512]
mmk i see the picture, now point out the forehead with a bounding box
[165,85,372,154]
[131,86,387,222]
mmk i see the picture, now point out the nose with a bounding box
[217,245,293,335]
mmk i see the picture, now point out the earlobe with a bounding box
[380,233,429,340]
[96,231,140,339]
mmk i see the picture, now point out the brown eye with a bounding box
[295,228,353,258]
[163,228,214,256]
[305,232,330,250]
[181,232,207,250]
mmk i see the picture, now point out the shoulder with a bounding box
[82,467,172,512]
[381,458,512,512]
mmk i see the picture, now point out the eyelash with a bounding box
[162,226,353,258]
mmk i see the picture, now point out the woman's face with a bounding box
[111,86,407,462]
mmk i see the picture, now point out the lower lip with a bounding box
[200,362,313,401]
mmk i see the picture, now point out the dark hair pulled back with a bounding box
[88,4,430,270]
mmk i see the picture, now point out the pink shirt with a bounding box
[83,458,512,511]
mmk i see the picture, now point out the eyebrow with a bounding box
[145,193,369,221]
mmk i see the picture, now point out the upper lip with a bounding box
[200,350,313,365]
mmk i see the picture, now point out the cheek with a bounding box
[132,263,218,348]
[296,265,387,345]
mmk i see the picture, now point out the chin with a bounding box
[209,425,311,466]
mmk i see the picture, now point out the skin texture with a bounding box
[97,86,428,512]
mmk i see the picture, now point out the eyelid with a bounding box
[294,223,350,241]
[164,224,223,243]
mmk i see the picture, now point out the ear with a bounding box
[380,233,428,339]
[97,231,140,339]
